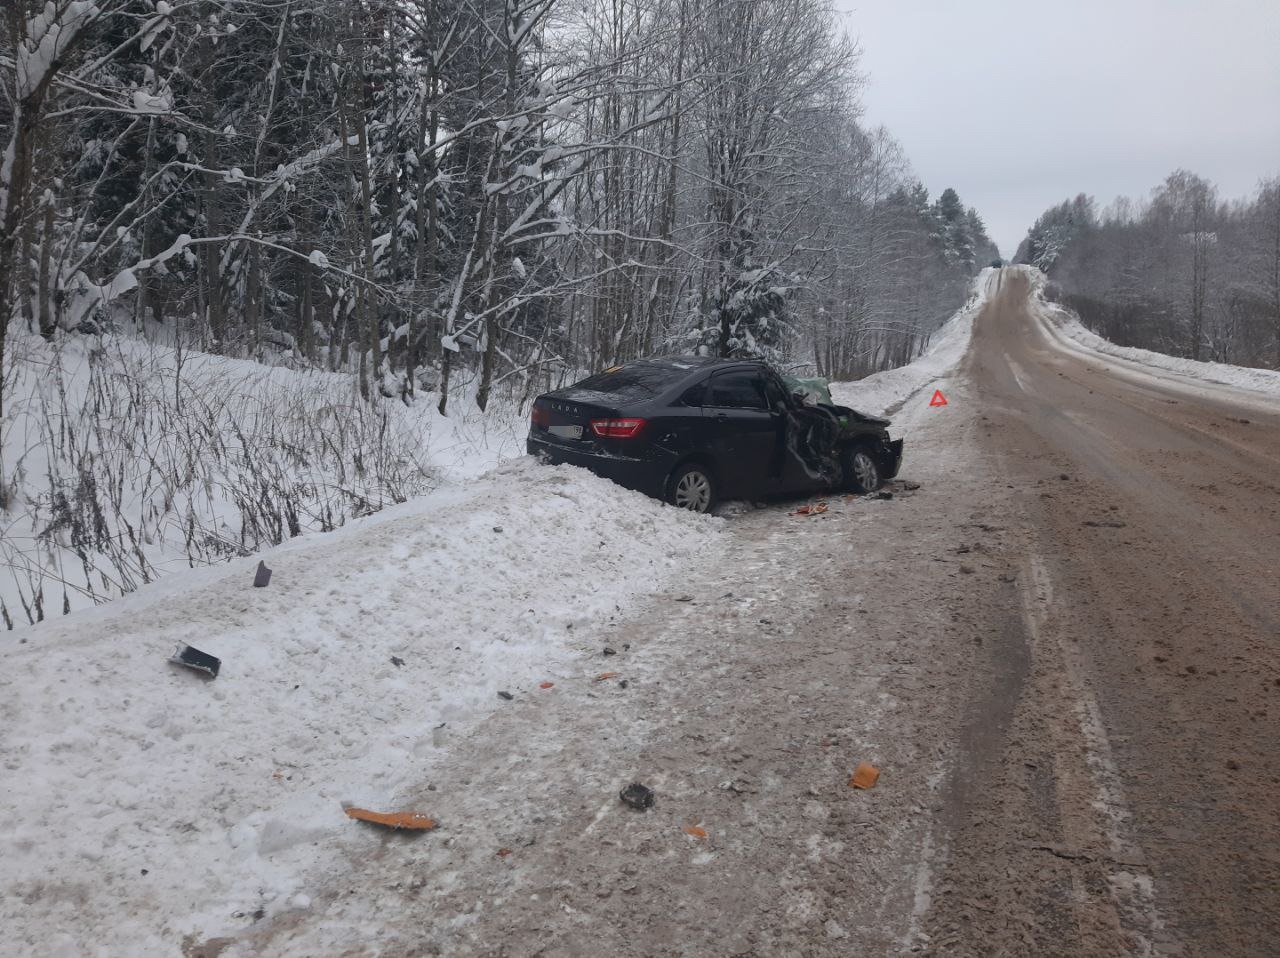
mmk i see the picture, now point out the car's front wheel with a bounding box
[668,463,716,513]
[843,445,882,493]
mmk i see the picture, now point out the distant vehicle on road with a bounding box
[528,357,903,513]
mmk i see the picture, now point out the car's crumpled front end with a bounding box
[883,436,905,478]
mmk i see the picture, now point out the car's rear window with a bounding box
[571,363,683,401]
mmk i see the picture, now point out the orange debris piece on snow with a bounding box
[596,671,620,681]
[497,848,514,857]
[539,681,555,689]
[791,502,829,517]
[848,763,881,790]
[682,825,708,839]
[344,807,437,830]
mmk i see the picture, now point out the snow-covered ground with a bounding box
[1023,265,1280,404]
[0,459,720,955]
[830,267,997,417]
[0,276,997,956]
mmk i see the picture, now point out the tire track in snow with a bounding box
[1020,552,1168,956]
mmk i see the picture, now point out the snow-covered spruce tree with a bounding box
[687,0,856,360]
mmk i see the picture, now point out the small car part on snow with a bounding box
[344,806,437,830]
[168,644,221,679]
[849,763,881,789]
[619,783,655,810]
[253,561,272,588]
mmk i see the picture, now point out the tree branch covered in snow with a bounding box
[0,0,995,418]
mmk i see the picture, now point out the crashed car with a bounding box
[527,357,903,513]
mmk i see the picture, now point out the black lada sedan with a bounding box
[528,357,903,513]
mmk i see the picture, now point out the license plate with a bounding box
[549,424,583,439]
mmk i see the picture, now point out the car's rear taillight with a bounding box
[590,418,646,439]
[531,403,550,428]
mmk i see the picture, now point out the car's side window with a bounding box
[679,381,708,407]
[762,375,788,410]
[708,371,768,410]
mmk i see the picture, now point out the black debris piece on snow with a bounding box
[253,561,272,588]
[497,690,515,701]
[619,783,655,810]
[169,644,221,679]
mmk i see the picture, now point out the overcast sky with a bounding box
[837,0,1280,258]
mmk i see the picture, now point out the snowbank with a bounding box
[0,331,528,627]
[1025,266,1280,398]
[829,268,998,416]
[0,457,721,954]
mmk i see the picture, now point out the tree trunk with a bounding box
[200,129,225,349]
[354,50,381,399]
[37,199,55,339]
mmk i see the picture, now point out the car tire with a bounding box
[843,445,882,493]
[668,462,716,513]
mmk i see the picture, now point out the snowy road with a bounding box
[918,269,1280,956]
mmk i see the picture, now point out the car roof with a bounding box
[630,355,769,371]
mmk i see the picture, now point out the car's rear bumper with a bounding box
[527,433,671,500]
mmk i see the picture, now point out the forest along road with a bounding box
[225,272,1278,958]
[919,269,1280,957]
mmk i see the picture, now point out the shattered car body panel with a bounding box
[527,357,904,511]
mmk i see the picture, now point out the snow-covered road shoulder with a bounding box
[1023,265,1280,406]
[829,268,998,417]
[0,458,721,955]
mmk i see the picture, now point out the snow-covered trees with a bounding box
[1018,172,1280,369]
[1,0,995,417]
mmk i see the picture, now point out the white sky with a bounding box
[837,0,1280,257]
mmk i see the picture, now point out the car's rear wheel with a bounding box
[843,445,882,493]
[668,463,715,513]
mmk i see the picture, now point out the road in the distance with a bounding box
[922,269,1280,956]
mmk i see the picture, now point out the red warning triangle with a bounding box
[929,389,948,408]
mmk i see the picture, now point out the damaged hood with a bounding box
[840,407,891,427]
[782,374,889,427]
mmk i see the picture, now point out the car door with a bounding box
[704,368,780,497]
[763,368,834,493]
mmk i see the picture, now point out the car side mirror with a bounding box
[791,391,807,406]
